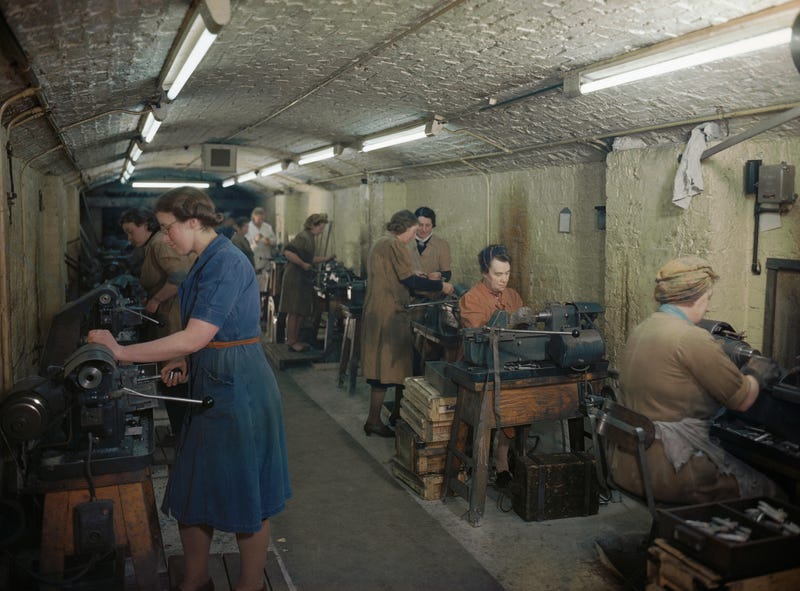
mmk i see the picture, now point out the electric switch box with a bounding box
[74,499,115,554]
[757,162,796,205]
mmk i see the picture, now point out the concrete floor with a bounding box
[154,360,652,591]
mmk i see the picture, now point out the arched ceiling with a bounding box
[1,0,799,196]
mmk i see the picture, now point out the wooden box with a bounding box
[512,451,599,522]
[394,420,447,475]
[403,376,457,421]
[424,361,458,397]
[390,457,446,501]
[399,402,453,443]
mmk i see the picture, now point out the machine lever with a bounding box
[488,327,580,337]
[113,306,165,327]
[117,386,214,409]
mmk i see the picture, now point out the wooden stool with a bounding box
[39,467,165,591]
[442,366,605,526]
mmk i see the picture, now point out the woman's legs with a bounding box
[367,386,387,426]
[178,523,213,590]
[388,385,404,425]
[235,519,270,591]
[285,313,301,346]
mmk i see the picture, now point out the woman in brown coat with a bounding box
[361,210,454,437]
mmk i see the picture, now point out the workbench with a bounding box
[442,361,607,526]
[38,467,165,590]
[411,320,461,371]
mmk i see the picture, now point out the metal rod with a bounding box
[112,306,164,326]
[119,386,212,407]
[701,106,800,161]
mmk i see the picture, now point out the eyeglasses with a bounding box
[160,220,179,234]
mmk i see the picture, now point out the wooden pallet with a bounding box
[264,342,324,370]
[646,538,800,591]
[168,549,290,591]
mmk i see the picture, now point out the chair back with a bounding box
[589,399,658,519]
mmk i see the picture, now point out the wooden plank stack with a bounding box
[391,376,457,500]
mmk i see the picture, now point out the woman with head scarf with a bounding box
[279,213,335,352]
[361,210,455,437]
[459,244,525,488]
[612,256,781,504]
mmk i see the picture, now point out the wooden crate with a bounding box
[646,538,800,591]
[390,457,447,501]
[403,376,457,421]
[399,401,453,443]
[512,451,599,521]
[394,420,447,475]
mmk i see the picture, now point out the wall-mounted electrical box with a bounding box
[757,162,797,206]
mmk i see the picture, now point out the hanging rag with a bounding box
[672,122,722,209]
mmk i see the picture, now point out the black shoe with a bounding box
[495,470,513,489]
[363,422,395,438]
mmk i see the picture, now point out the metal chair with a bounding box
[588,399,658,519]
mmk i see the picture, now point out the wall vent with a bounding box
[202,144,237,173]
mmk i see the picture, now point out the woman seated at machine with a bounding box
[612,256,782,504]
[459,244,525,489]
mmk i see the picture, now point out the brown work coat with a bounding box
[611,311,762,504]
[279,229,316,316]
[361,235,415,386]
[140,231,195,338]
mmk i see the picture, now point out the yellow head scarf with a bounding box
[654,257,719,304]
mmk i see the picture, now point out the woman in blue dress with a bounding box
[88,187,291,591]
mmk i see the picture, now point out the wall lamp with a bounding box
[297,144,342,166]
[131,181,211,189]
[564,4,797,95]
[360,116,444,152]
[161,0,230,101]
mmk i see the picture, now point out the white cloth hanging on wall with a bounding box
[672,122,722,209]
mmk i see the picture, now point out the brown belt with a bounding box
[205,336,260,349]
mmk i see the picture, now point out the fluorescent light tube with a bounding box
[131,181,211,189]
[236,170,258,183]
[259,162,285,176]
[129,142,143,162]
[140,112,162,143]
[221,177,236,188]
[580,27,792,94]
[162,7,219,101]
[361,124,429,152]
[297,145,340,166]
[124,159,136,176]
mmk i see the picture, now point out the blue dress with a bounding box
[161,235,291,532]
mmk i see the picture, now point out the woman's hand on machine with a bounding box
[161,358,188,386]
[87,329,122,359]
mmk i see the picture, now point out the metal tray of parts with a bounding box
[656,496,800,579]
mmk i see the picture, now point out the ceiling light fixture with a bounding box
[236,170,258,184]
[140,111,163,144]
[161,0,231,101]
[221,177,236,188]
[131,181,211,189]
[297,145,342,166]
[124,159,136,177]
[360,116,444,152]
[128,141,143,162]
[566,4,798,95]
[259,161,286,177]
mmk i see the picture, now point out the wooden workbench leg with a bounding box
[348,317,360,395]
[468,389,493,526]
[118,478,164,590]
[39,490,70,591]
[338,316,352,387]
